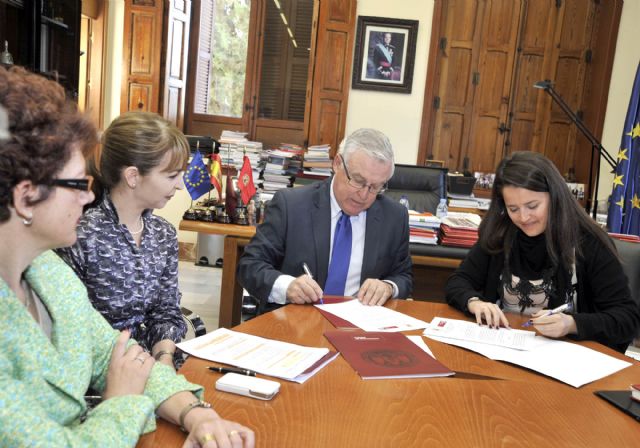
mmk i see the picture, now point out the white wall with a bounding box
[597,0,640,206]
[344,0,435,164]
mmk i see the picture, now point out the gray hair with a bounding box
[338,128,395,177]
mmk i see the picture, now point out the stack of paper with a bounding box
[439,212,481,248]
[408,211,441,245]
[177,328,338,383]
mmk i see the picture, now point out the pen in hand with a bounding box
[208,366,256,376]
[522,303,573,327]
[302,262,323,304]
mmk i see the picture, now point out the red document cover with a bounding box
[324,330,455,379]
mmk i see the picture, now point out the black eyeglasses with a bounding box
[53,176,94,192]
[339,155,387,195]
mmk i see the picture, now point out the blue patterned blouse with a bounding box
[57,193,186,351]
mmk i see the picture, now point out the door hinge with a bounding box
[472,72,480,86]
[555,0,562,8]
[433,96,440,109]
[439,37,447,51]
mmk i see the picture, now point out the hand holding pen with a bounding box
[522,303,577,338]
[284,262,324,304]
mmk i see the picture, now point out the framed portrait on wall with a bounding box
[351,16,419,94]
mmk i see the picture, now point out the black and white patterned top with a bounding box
[56,193,186,351]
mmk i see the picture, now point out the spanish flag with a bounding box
[210,153,223,200]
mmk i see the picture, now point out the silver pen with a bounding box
[302,262,323,304]
[302,262,313,278]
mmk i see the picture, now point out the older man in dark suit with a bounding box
[238,128,412,309]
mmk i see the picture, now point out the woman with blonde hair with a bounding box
[58,111,191,368]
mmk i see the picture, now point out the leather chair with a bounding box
[384,164,447,213]
[611,237,640,353]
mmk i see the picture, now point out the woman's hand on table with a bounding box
[467,298,510,329]
[182,408,255,448]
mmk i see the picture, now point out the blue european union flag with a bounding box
[183,150,211,200]
[608,62,640,236]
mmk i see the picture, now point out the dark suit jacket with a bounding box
[237,178,413,302]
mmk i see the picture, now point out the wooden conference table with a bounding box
[137,301,640,447]
[179,220,467,328]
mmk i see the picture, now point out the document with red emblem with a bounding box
[324,330,454,380]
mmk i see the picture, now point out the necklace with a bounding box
[128,216,144,235]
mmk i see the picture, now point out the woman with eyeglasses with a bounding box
[57,112,189,370]
[0,66,254,447]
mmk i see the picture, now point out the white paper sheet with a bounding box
[177,328,335,383]
[424,317,538,350]
[315,299,429,332]
[424,332,631,388]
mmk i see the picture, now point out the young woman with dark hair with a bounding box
[446,151,640,352]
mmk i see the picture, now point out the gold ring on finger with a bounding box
[134,356,145,364]
[229,430,240,437]
[200,433,216,444]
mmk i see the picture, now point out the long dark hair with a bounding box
[480,151,616,271]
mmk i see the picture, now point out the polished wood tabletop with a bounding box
[137,301,640,447]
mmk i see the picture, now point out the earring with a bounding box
[131,183,137,189]
[22,216,33,226]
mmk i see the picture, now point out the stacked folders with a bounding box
[439,212,481,248]
[408,212,441,245]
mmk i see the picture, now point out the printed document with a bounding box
[315,299,429,332]
[177,328,336,383]
[425,327,631,387]
[424,317,537,350]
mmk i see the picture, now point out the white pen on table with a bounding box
[302,262,323,304]
[522,303,573,327]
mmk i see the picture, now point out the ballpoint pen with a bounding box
[207,366,256,376]
[522,303,573,327]
[302,262,324,304]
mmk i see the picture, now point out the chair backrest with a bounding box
[612,238,640,306]
[384,164,447,213]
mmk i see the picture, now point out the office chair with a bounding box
[181,306,207,339]
[384,164,448,213]
[611,237,640,355]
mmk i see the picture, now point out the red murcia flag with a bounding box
[238,155,257,205]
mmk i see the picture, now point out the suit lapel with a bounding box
[310,179,332,287]
[362,198,383,283]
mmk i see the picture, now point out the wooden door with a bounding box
[419,0,622,196]
[307,0,357,156]
[121,0,164,113]
[162,0,191,128]
[427,0,484,170]
[466,0,521,172]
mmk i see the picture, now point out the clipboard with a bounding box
[594,390,640,422]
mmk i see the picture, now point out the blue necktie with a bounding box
[324,212,352,295]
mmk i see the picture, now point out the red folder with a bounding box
[324,330,455,379]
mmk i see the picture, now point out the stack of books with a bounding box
[408,212,441,245]
[259,144,304,194]
[439,212,481,248]
[303,144,332,177]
